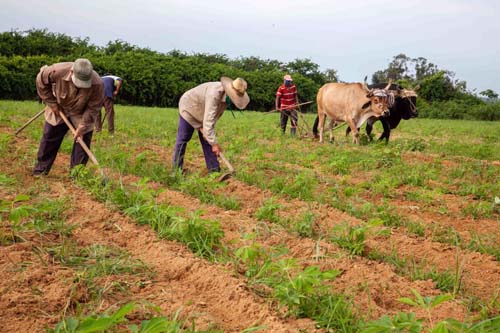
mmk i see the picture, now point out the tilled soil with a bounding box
[1,127,499,332]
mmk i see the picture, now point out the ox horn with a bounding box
[384,79,393,90]
[413,84,421,91]
[362,75,370,91]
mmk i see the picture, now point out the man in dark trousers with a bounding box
[172,76,250,173]
[33,58,104,176]
[275,74,299,136]
[95,74,123,134]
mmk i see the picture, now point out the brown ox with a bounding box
[317,81,391,144]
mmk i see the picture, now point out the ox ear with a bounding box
[413,84,421,91]
[384,79,393,90]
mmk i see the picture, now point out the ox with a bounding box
[316,81,392,144]
[346,83,418,142]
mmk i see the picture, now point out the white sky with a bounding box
[2,0,499,93]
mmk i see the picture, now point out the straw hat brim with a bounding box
[221,76,250,110]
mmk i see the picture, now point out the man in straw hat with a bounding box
[33,58,104,176]
[275,74,299,136]
[172,76,250,173]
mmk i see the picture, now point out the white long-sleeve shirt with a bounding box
[178,81,227,145]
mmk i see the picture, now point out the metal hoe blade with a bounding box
[218,152,235,182]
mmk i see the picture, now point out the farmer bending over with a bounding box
[172,77,250,173]
[95,74,123,135]
[33,58,104,176]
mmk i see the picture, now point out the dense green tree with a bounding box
[418,71,456,102]
[480,89,499,99]
[322,68,339,83]
[0,29,95,57]
[413,56,438,81]
[1,29,499,120]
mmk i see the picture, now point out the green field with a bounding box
[1,100,499,332]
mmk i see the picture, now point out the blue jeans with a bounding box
[172,116,220,172]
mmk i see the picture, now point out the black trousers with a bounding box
[280,109,298,132]
[33,121,93,175]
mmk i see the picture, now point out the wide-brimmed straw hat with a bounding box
[221,76,250,110]
[71,58,93,88]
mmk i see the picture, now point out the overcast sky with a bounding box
[2,0,499,93]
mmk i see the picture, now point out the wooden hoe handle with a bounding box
[59,112,100,166]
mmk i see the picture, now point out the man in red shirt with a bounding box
[275,74,299,136]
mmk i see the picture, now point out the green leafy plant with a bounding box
[399,289,453,327]
[254,198,281,224]
[362,289,500,333]
[166,212,224,261]
[292,211,317,238]
[330,219,389,256]
[361,312,423,333]
[51,302,134,333]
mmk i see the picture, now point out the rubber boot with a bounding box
[291,128,296,137]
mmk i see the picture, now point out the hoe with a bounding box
[218,152,235,182]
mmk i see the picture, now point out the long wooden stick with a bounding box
[264,101,314,114]
[59,112,100,166]
[218,152,235,174]
[15,109,45,136]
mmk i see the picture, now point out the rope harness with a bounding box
[399,90,418,114]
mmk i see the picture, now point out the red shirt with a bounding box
[276,84,297,110]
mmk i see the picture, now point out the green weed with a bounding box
[462,201,495,219]
[166,212,224,261]
[359,289,500,333]
[254,198,282,224]
[330,220,389,257]
[367,251,462,294]
[50,302,221,333]
[468,232,500,261]
[73,170,225,261]
[0,173,16,185]
[405,221,426,237]
[1,195,72,244]
[292,211,317,238]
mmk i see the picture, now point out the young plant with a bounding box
[166,211,224,262]
[330,219,389,256]
[292,211,317,238]
[399,289,453,328]
[361,312,423,333]
[254,198,282,224]
[50,302,135,333]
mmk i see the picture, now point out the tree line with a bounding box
[0,29,498,120]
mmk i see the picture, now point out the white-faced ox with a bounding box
[346,83,418,142]
[316,82,392,144]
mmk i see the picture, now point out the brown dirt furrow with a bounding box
[46,165,320,333]
[391,197,500,244]
[211,178,500,307]
[0,145,319,333]
[367,234,500,306]
[0,242,76,333]
[149,180,471,322]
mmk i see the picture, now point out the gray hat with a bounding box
[71,58,93,88]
